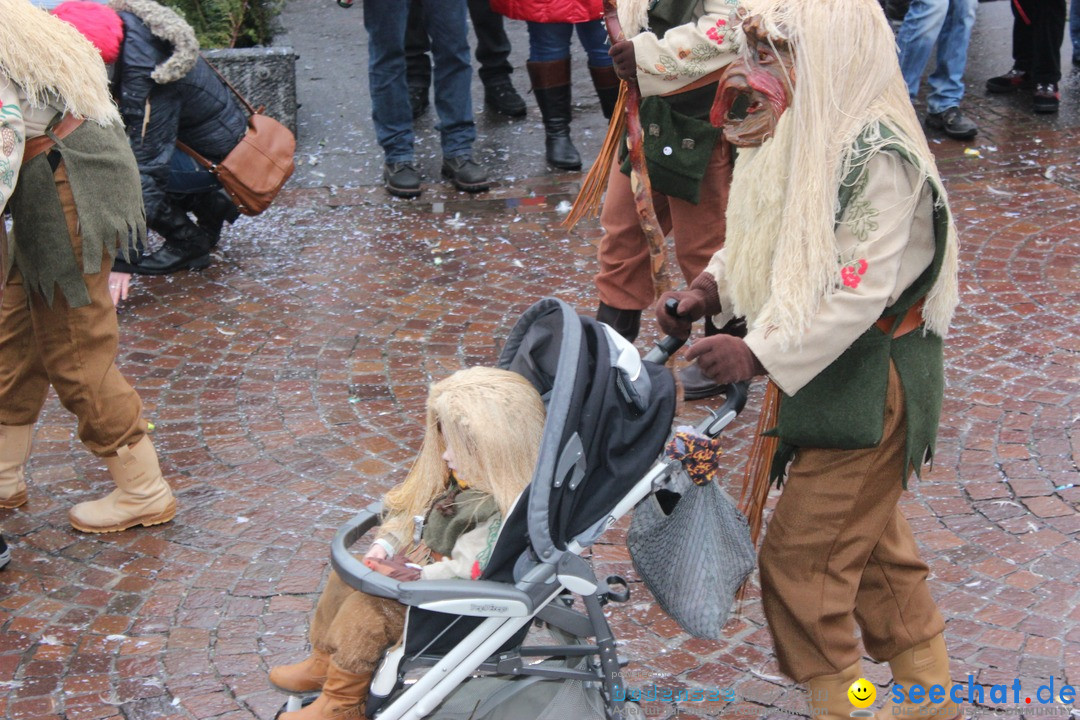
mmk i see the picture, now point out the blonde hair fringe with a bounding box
[723,0,959,348]
[380,367,546,547]
[0,0,120,125]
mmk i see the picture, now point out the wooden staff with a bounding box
[602,0,671,298]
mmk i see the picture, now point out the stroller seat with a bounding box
[321,298,746,720]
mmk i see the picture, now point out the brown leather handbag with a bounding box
[176,59,295,216]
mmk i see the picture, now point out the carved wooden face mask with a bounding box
[711,15,796,147]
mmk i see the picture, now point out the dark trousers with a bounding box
[406,0,512,87]
[1012,0,1067,84]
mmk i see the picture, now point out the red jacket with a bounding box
[489,0,603,24]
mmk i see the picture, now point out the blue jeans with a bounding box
[526,20,612,67]
[363,0,475,163]
[166,151,221,194]
[1071,0,1079,57]
[896,0,977,114]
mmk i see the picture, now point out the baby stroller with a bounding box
[302,297,746,720]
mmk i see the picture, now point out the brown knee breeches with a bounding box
[0,163,145,456]
[310,571,408,675]
[758,363,945,683]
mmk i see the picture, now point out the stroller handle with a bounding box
[330,503,537,617]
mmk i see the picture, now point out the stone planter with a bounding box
[203,46,299,137]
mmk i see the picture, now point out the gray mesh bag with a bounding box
[627,465,756,639]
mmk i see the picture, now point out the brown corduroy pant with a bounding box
[759,363,946,683]
[594,142,732,311]
[0,163,145,457]
[310,571,408,675]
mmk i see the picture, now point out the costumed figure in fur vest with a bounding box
[268,367,545,720]
[656,1,962,718]
[594,0,742,401]
[53,0,247,275]
[0,0,177,533]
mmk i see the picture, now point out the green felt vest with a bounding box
[770,125,950,487]
[6,119,144,308]
[421,487,499,558]
[618,0,722,204]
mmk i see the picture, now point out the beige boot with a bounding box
[68,435,176,533]
[269,649,330,694]
[0,425,32,508]
[807,661,864,720]
[875,634,962,719]
[279,661,370,720]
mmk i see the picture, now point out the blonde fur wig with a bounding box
[722,0,959,348]
[0,0,120,124]
[380,367,546,547]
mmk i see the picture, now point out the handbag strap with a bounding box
[175,140,217,173]
[201,54,258,116]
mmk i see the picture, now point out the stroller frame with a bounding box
[326,299,747,720]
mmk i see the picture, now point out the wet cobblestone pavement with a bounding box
[1,2,1078,719]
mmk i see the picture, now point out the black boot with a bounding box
[589,65,620,120]
[135,203,214,275]
[596,302,641,343]
[527,59,581,170]
[189,190,240,247]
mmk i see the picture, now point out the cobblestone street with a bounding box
[0,2,1077,719]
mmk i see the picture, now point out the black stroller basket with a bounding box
[329,298,746,720]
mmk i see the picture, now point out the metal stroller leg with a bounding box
[285,696,303,712]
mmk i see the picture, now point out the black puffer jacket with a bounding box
[113,11,247,224]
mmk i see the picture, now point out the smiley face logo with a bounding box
[847,678,876,708]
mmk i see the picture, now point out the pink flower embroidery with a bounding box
[707,27,725,44]
[471,560,482,580]
[841,258,868,288]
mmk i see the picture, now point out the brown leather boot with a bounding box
[875,634,962,719]
[588,64,620,119]
[806,661,863,720]
[279,661,371,720]
[69,435,177,533]
[270,649,330,694]
[527,58,581,170]
[0,425,32,508]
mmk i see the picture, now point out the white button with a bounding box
[663,146,673,156]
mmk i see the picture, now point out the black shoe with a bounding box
[383,162,422,198]
[0,535,9,571]
[679,363,724,401]
[441,155,490,193]
[409,85,430,119]
[1032,83,1060,114]
[925,107,978,140]
[484,77,527,118]
[986,68,1031,93]
[132,243,212,275]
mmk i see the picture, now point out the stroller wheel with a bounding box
[274,693,318,718]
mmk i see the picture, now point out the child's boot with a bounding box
[279,661,371,720]
[806,661,862,719]
[875,634,961,719]
[0,425,32,508]
[69,435,177,533]
[269,649,330,694]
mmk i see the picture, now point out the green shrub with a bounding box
[161,0,282,49]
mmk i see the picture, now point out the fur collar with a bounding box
[109,0,198,84]
[617,0,651,37]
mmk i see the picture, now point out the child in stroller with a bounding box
[268,367,546,720]
[270,298,745,720]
